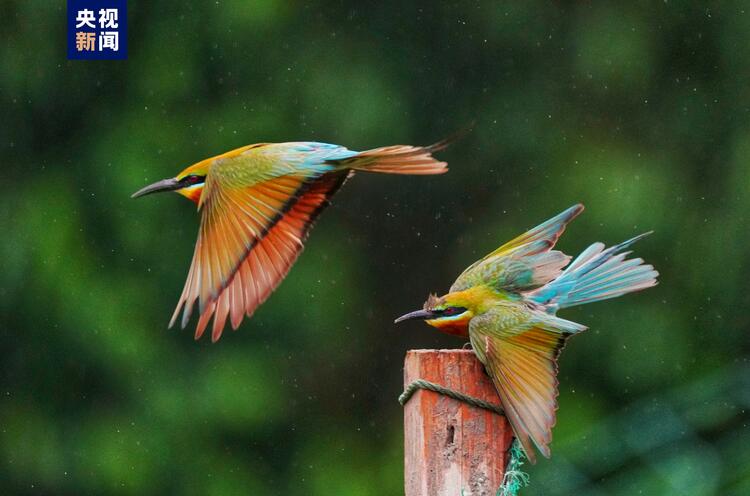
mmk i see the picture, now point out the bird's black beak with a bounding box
[394,309,434,324]
[131,178,182,198]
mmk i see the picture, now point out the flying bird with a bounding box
[394,204,658,463]
[133,140,450,341]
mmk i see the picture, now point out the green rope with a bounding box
[399,379,505,414]
[400,379,528,496]
[497,439,529,496]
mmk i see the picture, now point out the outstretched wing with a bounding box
[170,143,354,341]
[451,204,584,293]
[171,170,350,342]
[469,308,583,463]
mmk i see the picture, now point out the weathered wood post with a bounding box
[404,349,514,496]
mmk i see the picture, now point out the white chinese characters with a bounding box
[75,9,96,29]
[99,8,118,29]
[99,31,119,52]
[70,4,125,58]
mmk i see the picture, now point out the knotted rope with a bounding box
[399,379,528,496]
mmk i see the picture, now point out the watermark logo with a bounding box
[67,0,127,60]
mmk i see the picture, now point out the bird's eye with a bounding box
[440,306,466,317]
[183,174,204,186]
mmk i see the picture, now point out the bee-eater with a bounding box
[395,204,658,463]
[133,140,449,342]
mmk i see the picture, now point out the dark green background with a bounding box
[2,1,748,494]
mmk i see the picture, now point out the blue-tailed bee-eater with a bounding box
[133,140,450,342]
[395,204,658,463]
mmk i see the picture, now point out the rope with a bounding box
[400,379,528,496]
[398,379,505,414]
[497,439,529,496]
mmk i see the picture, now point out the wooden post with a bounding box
[404,349,513,496]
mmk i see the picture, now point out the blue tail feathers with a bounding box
[529,232,658,312]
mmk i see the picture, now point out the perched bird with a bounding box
[395,204,658,463]
[133,140,449,341]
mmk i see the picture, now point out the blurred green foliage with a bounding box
[1,1,749,494]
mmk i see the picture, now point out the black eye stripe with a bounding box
[438,306,467,316]
[180,174,204,186]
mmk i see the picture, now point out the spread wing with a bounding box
[451,204,584,293]
[469,308,581,463]
[170,144,354,342]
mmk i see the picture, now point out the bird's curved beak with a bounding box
[394,309,434,324]
[131,178,182,198]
